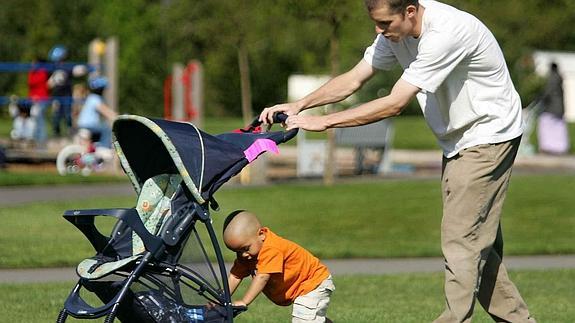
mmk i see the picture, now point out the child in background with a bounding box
[9,99,36,141]
[223,210,334,323]
[76,76,117,149]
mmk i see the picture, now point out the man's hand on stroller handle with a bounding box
[249,112,289,129]
[259,102,301,126]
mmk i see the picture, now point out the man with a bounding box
[260,0,535,322]
[48,45,73,137]
[28,56,50,146]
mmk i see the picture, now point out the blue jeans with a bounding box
[32,101,49,146]
[52,98,72,136]
[81,124,113,148]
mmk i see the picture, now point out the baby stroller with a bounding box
[57,114,296,323]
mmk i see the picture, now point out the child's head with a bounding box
[17,100,32,117]
[223,210,265,260]
[88,76,108,96]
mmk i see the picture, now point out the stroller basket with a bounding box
[57,114,296,323]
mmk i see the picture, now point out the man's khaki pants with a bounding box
[434,137,536,323]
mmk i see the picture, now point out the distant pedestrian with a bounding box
[537,62,570,155]
[28,56,50,147]
[48,45,73,137]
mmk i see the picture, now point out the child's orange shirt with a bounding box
[230,227,330,306]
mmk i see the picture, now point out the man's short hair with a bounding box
[364,0,419,14]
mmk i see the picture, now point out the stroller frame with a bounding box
[57,114,296,322]
[58,203,234,322]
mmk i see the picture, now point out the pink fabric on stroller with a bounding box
[537,112,570,154]
[244,138,279,162]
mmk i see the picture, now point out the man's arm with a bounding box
[232,273,271,307]
[259,59,377,124]
[285,78,420,131]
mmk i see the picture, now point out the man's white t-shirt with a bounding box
[363,0,522,157]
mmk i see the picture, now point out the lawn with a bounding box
[1,269,573,322]
[0,169,127,186]
[0,174,573,268]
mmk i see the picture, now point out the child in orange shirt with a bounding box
[223,210,335,322]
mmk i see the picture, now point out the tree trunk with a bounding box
[323,15,340,186]
[238,41,253,125]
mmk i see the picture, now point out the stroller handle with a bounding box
[239,113,297,139]
[248,112,289,128]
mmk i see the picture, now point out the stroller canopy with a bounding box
[113,115,296,204]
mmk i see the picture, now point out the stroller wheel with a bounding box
[56,309,68,323]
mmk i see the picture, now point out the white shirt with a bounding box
[363,0,522,157]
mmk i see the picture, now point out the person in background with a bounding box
[72,83,88,128]
[76,76,117,149]
[537,62,570,155]
[28,56,50,147]
[9,99,35,141]
[48,45,74,137]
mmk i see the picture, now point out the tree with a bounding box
[88,0,166,116]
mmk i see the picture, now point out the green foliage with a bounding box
[1,1,574,116]
[87,0,167,116]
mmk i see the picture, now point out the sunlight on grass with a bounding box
[1,269,573,322]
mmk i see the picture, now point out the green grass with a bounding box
[0,117,11,138]
[1,269,573,322]
[1,174,573,268]
[0,170,128,186]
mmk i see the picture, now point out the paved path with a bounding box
[2,255,575,283]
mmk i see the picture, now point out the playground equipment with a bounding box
[163,60,204,127]
[0,38,118,163]
[0,37,118,107]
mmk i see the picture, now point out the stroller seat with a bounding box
[77,173,182,280]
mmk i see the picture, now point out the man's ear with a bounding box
[405,5,417,18]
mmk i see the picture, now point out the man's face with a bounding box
[369,4,412,42]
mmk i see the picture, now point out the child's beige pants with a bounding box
[292,276,335,323]
[434,137,536,323]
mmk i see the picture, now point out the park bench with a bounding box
[335,118,394,174]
